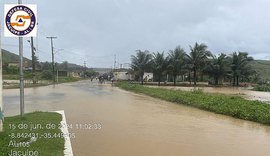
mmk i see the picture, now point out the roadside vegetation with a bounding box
[117,82,270,125]
[3,77,84,89]
[2,60,95,89]
[0,112,64,156]
[253,84,270,92]
[130,42,267,87]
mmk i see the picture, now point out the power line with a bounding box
[84,61,87,78]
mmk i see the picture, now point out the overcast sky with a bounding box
[1,0,270,68]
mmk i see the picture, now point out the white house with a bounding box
[143,72,153,82]
[113,69,134,80]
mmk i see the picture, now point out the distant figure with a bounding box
[98,76,105,84]
[111,77,115,86]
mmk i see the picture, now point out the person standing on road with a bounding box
[111,77,115,86]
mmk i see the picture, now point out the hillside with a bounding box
[2,49,31,64]
[2,49,270,80]
[2,49,85,72]
[250,60,270,80]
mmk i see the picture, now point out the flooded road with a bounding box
[3,80,270,156]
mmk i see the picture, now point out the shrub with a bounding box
[41,70,53,80]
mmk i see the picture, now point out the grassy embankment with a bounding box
[0,112,64,156]
[117,82,270,125]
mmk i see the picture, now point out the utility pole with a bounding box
[56,70,59,84]
[114,54,116,70]
[18,0,24,118]
[28,37,36,84]
[84,61,86,78]
[46,36,57,85]
[117,55,119,69]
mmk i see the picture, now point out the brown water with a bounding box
[149,85,270,102]
[3,80,270,156]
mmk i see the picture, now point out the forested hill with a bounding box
[2,49,270,80]
[250,60,270,80]
[1,49,84,71]
[2,49,30,64]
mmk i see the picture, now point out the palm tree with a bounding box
[186,42,212,85]
[152,52,167,86]
[131,50,152,85]
[229,52,253,86]
[167,46,186,86]
[205,53,229,85]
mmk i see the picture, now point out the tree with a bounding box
[205,53,229,85]
[55,61,69,71]
[131,50,152,85]
[3,66,19,75]
[41,61,52,70]
[167,46,186,86]
[41,70,53,80]
[85,70,99,78]
[152,52,167,86]
[229,52,253,86]
[186,42,212,85]
[61,61,69,71]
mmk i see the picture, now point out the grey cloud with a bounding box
[1,0,270,67]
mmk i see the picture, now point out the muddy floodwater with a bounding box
[3,80,270,156]
[148,85,270,102]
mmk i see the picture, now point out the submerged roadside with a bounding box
[3,77,84,89]
[117,82,270,125]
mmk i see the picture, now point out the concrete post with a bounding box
[0,16,3,131]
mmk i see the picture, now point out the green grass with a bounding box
[57,76,84,83]
[117,82,270,125]
[3,75,19,80]
[0,112,64,156]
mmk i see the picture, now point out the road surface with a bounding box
[3,80,270,156]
